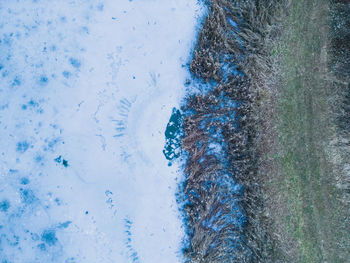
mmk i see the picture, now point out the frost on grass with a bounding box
[178,0,287,262]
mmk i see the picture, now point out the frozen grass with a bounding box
[179,0,287,262]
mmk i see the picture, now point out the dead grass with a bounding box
[259,0,350,262]
[180,0,287,262]
[180,0,350,262]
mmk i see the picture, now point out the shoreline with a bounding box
[179,0,350,262]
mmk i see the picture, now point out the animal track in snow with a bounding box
[124,217,141,263]
[111,97,136,139]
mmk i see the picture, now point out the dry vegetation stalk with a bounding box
[179,0,288,262]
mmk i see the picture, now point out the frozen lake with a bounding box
[0,1,204,262]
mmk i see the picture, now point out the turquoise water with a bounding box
[163,108,183,165]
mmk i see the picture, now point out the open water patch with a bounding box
[163,107,184,166]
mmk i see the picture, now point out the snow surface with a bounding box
[0,1,205,262]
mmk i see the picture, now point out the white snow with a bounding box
[0,1,205,262]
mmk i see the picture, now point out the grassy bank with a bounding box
[261,0,350,262]
[179,0,349,261]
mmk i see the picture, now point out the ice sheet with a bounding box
[0,1,204,262]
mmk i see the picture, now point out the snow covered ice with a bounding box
[0,1,204,262]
